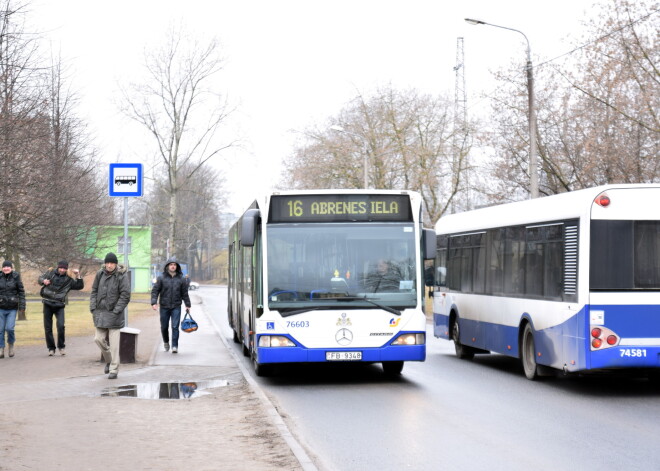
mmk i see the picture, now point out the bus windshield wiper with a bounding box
[334,296,401,316]
[278,298,402,317]
[279,306,327,317]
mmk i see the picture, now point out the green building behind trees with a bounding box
[87,226,153,293]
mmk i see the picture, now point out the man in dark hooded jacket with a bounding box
[151,258,191,353]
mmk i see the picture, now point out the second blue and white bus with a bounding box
[228,190,436,376]
[431,184,660,380]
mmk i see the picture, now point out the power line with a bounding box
[536,8,659,69]
[465,8,659,113]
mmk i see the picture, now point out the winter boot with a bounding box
[0,348,4,358]
[8,344,14,357]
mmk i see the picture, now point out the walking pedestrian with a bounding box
[90,253,130,379]
[151,258,191,354]
[0,260,25,359]
[38,261,84,356]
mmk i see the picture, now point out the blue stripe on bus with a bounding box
[434,304,660,372]
[257,345,425,363]
[256,332,426,364]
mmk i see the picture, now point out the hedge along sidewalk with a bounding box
[17,293,153,347]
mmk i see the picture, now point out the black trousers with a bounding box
[43,304,65,350]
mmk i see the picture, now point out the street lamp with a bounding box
[330,125,368,189]
[465,18,539,199]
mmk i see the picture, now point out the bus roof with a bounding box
[435,183,660,234]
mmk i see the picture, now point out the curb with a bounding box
[199,294,319,471]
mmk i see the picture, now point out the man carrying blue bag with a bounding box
[150,258,192,353]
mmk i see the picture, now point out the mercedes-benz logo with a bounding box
[335,328,353,346]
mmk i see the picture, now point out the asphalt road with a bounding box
[199,284,660,471]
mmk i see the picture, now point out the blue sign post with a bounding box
[108,163,143,335]
[109,163,143,197]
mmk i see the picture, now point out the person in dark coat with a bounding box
[38,260,84,356]
[0,260,25,359]
[90,253,131,379]
[150,258,191,354]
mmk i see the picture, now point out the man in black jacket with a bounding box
[0,260,25,359]
[38,260,84,356]
[151,258,191,354]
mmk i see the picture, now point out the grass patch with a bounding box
[15,298,153,347]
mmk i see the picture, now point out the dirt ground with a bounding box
[0,310,303,471]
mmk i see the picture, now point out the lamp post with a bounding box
[330,125,368,189]
[465,18,539,199]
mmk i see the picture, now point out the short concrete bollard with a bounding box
[119,327,140,364]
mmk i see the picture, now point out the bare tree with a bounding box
[134,162,225,278]
[35,52,114,269]
[121,26,234,258]
[0,1,44,268]
[283,86,472,224]
[0,2,112,275]
[484,0,659,201]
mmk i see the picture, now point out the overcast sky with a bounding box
[30,0,600,214]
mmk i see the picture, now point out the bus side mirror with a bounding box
[240,209,260,247]
[423,228,436,260]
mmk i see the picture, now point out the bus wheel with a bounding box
[242,341,250,357]
[452,317,474,360]
[233,329,240,344]
[521,324,539,380]
[382,361,404,376]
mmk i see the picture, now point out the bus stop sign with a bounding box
[109,163,143,197]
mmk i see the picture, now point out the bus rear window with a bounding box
[590,220,660,290]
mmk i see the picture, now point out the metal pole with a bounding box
[465,18,539,198]
[123,197,129,326]
[526,58,539,198]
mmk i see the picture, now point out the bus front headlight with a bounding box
[258,335,295,347]
[391,333,425,345]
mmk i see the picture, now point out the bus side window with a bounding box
[434,239,447,287]
[436,266,446,286]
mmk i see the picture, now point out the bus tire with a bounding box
[382,361,404,376]
[242,340,250,357]
[233,329,240,344]
[452,316,474,360]
[521,323,539,380]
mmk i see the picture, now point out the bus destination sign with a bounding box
[269,194,412,223]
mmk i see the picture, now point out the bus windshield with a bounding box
[266,223,418,312]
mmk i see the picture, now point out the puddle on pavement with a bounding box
[100,380,228,399]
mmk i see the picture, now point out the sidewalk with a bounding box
[0,295,304,471]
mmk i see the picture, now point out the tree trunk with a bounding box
[168,187,177,258]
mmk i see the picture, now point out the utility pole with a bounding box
[465,18,538,198]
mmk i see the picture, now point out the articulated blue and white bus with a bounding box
[431,184,660,380]
[228,190,436,376]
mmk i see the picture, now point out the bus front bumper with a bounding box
[256,344,426,364]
